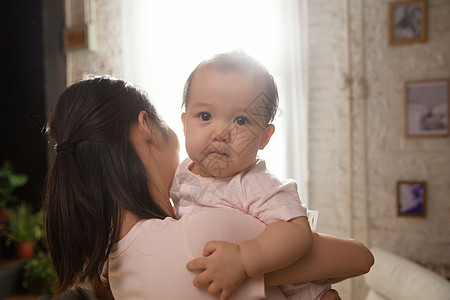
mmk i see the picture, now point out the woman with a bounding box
[44,76,373,299]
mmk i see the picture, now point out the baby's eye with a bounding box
[198,112,212,121]
[234,116,249,125]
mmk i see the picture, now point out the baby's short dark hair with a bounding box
[182,51,279,124]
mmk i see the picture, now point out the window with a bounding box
[122,0,309,203]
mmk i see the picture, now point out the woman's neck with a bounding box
[117,210,141,241]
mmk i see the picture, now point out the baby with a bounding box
[171,52,330,299]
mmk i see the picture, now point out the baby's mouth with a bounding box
[209,151,228,158]
[199,144,232,162]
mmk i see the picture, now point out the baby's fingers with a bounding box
[186,260,212,288]
[203,240,220,256]
[193,271,213,288]
[186,257,206,271]
[207,282,222,297]
[219,289,231,300]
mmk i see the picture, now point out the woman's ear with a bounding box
[137,111,155,143]
[259,124,275,150]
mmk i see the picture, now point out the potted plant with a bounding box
[22,251,58,297]
[0,160,28,225]
[6,203,43,259]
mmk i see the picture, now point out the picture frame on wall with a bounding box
[405,79,449,137]
[388,0,427,45]
[397,181,426,217]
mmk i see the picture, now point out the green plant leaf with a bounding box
[6,203,43,242]
[22,252,57,295]
[0,160,29,209]
[9,173,28,188]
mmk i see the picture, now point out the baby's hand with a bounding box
[186,241,248,300]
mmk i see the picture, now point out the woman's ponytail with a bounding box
[43,76,168,294]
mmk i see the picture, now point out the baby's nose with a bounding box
[211,125,231,142]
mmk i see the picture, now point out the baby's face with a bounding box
[182,66,274,178]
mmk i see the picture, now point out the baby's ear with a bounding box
[259,124,275,150]
[181,113,186,136]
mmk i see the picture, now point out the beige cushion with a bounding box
[365,290,389,300]
[364,247,450,300]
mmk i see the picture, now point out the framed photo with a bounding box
[397,181,426,217]
[63,24,98,53]
[388,0,427,45]
[405,79,449,137]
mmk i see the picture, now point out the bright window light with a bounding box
[122,0,297,181]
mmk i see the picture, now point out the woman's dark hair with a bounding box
[182,51,279,124]
[43,75,169,295]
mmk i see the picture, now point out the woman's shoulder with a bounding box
[183,209,261,224]
[182,209,266,246]
[112,217,179,256]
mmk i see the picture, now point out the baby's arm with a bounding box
[239,216,312,276]
[187,216,312,299]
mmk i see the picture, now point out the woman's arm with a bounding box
[265,232,374,286]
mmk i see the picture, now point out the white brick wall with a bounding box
[308,0,450,299]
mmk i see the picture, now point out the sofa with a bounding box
[364,247,450,300]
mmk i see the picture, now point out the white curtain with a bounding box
[121,0,309,204]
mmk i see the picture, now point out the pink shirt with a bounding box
[108,209,285,300]
[171,158,307,224]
